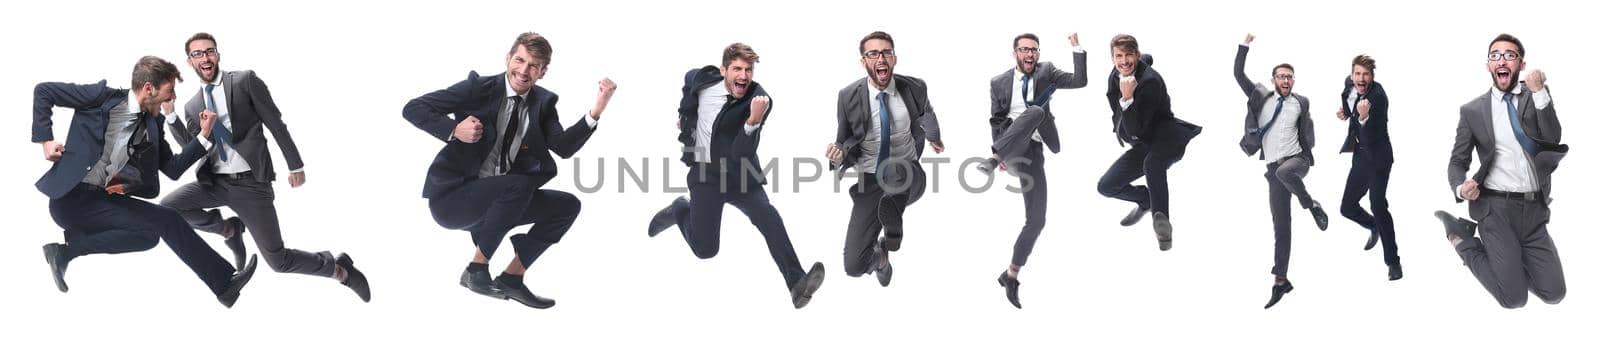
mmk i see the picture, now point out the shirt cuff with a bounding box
[290,168,304,174]
[198,135,213,149]
[1073,46,1085,53]
[164,112,181,125]
[743,123,761,135]
[1455,184,1466,200]
[1533,88,1552,110]
[584,112,599,128]
[1119,98,1133,110]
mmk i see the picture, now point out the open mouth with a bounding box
[873,66,890,81]
[1495,68,1512,85]
[732,81,748,95]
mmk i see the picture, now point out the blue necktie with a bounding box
[1503,93,1536,155]
[205,84,233,161]
[1254,96,1286,135]
[876,92,892,175]
[1020,73,1032,104]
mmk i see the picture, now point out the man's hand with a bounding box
[590,78,617,120]
[1357,98,1371,122]
[1068,32,1079,47]
[747,95,770,126]
[40,140,64,162]
[1244,33,1255,45]
[1336,106,1349,121]
[1459,179,1481,201]
[1119,76,1137,101]
[289,171,306,188]
[454,116,483,143]
[929,141,944,154]
[1526,69,1546,93]
[199,111,216,139]
[825,143,844,164]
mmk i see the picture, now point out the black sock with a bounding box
[497,273,524,286]
[466,263,488,273]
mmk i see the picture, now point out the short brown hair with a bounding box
[1273,63,1295,74]
[1110,34,1139,54]
[1013,33,1039,49]
[1489,33,1524,57]
[509,32,553,65]
[184,32,216,53]
[722,43,760,67]
[859,31,894,55]
[131,56,182,89]
[1351,54,1376,72]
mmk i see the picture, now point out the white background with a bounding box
[1,0,1592,338]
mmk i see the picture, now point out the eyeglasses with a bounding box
[1015,47,1040,55]
[1273,74,1295,80]
[863,49,896,59]
[187,48,219,59]
[1487,51,1520,61]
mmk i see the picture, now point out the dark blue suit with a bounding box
[660,66,807,289]
[1099,55,1203,216]
[403,71,595,267]
[1336,77,1399,266]
[33,81,235,295]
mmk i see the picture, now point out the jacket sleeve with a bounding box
[403,73,479,142]
[33,81,110,142]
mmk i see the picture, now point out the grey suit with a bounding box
[833,74,942,276]
[1233,45,1319,278]
[988,54,1087,267]
[161,70,336,277]
[1446,85,1567,308]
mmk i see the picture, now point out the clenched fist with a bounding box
[591,78,618,120]
[454,116,484,143]
[747,95,770,125]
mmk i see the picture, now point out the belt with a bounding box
[1481,188,1543,202]
[216,171,253,180]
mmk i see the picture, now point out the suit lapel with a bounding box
[853,81,870,133]
[998,69,1014,108]
[1477,92,1497,147]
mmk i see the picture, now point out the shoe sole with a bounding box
[793,264,826,309]
[1153,218,1173,251]
[43,244,67,293]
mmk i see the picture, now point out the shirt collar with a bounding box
[208,71,225,87]
[504,76,528,100]
[873,78,898,97]
[1491,84,1523,100]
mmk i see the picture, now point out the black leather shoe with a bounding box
[494,275,555,309]
[976,157,1001,175]
[1434,210,1477,241]
[217,255,259,308]
[1120,205,1151,227]
[648,196,687,237]
[42,243,69,293]
[336,253,371,302]
[1363,230,1379,251]
[1152,212,1173,251]
[997,272,1022,309]
[790,262,826,309]
[223,217,248,270]
[1310,202,1329,231]
[1388,264,1403,281]
[873,237,892,287]
[459,267,502,299]
[1264,280,1294,309]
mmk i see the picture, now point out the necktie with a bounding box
[876,91,892,175]
[1020,73,1032,104]
[721,94,738,113]
[1504,93,1537,155]
[499,96,524,172]
[1255,96,1286,135]
[204,84,233,161]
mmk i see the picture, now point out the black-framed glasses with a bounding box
[1015,47,1040,54]
[1273,74,1295,80]
[1487,51,1520,61]
[188,48,219,59]
[863,49,896,59]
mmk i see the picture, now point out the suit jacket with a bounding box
[403,71,597,199]
[169,70,304,183]
[1234,45,1314,164]
[32,81,207,199]
[832,74,943,185]
[1337,77,1393,164]
[675,66,773,185]
[989,52,1088,154]
[1104,54,1201,147]
[1448,85,1566,212]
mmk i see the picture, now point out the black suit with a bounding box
[660,66,807,289]
[1099,55,1202,216]
[33,81,236,296]
[161,70,336,276]
[1336,77,1399,266]
[403,71,595,267]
